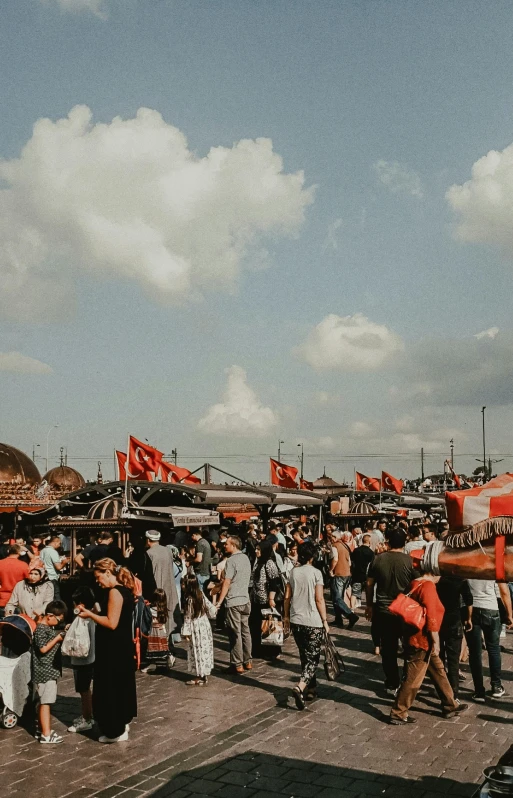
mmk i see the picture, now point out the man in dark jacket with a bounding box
[351,534,375,602]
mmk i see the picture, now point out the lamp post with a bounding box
[450,438,454,469]
[278,440,284,461]
[32,443,40,463]
[482,407,487,481]
[46,425,59,472]
[297,443,304,479]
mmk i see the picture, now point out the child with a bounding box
[181,574,217,685]
[32,599,68,744]
[67,587,96,733]
[142,588,172,673]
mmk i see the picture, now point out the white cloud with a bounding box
[298,313,404,371]
[322,217,343,252]
[349,421,374,438]
[40,0,108,19]
[0,351,52,374]
[197,366,278,437]
[475,326,499,340]
[314,391,339,406]
[447,143,513,255]
[374,160,423,198]
[0,106,313,320]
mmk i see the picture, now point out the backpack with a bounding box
[133,595,153,669]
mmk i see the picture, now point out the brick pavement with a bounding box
[1,610,512,798]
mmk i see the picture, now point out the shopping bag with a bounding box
[323,632,344,681]
[388,592,426,631]
[61,617,90,658]
[261,609,284,646]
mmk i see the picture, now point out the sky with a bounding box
[2,0,513,484]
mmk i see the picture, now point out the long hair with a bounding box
[181,573,206,620]
[93,557,136,595]
[254,539,276,578]
[152,587,168,624]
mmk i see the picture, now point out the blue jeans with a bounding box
[330,576,353,621]
[196,574,210,593]
[465,608,502,693]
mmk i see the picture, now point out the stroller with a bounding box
[0,615,35,729]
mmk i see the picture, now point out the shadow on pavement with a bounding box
[145,750,479,798]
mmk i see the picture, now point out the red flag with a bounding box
[382,471,403,494]
[127,436,163,478]
[445,460,461,489]
[270,458,298,489]
[116,450,153,481]
[355,472,381,491]
[300,478,314,491]
[446,472,513,529]
[160,460,201,485]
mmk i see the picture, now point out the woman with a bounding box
[283,541,330,710]
[78,558,137,743]
[4,565,54,619]
[389,564,469,725]
[283,541,298,583]
[249,540,284,659]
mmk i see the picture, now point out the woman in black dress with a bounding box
[78,557,137,743]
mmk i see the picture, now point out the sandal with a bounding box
[186,678,205,686]
[40,731,63,744]
[292,686,306,711]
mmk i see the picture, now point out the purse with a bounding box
[323,631,345,681]
[388,592,426,630]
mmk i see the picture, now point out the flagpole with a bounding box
[124,433,130,510]
[114,448,117,481]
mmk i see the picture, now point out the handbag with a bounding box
[388,592,426,631]
[261,609,284,646]
[323,631,345,681]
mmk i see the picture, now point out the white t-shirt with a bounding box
[468,579,499,610]
[404,539,427,555]
[289,564,323,628]
[41,546,61,581]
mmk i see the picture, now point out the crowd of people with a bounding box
[0,513,511,743]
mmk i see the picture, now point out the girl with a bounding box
[181,573,216,685]
[142,588,172,672]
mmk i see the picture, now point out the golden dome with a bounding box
[43,465,85,492]
[0,443,41,486]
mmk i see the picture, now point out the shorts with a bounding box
[73,664,93,694]
[35,681,57,705]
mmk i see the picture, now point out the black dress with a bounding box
[93,585,137,738]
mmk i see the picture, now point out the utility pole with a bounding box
[32,443,40,462]
[297,443,304,479]
[278,440,284,461]
[450,438,454,469]
[482,406,487,481]
[204,463,211,484]
[171,448,177,465]
[421,447,424,481]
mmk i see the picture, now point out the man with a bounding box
[218,535,252,674]
[330,530,359,629]
[40,536,69,600]
[146,530,180,664]
[404,526,426,555]
[88,531,124,566]
[366,527,416,695]
[437,576,473,699]
[423,524,438,544]
[0,545,30,615]
[465,579,513,700]
[191,529,212,592]
[351,534,375,603]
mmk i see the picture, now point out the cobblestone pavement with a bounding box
[1,609,512,798]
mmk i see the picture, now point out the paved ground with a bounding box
[1,607,512,798]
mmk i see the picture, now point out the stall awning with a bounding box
[198,489,273,506]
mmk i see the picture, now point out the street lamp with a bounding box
[482,407,487,481]
[46,425,59,472]
[297,443,304,479]
[32,443,40,463]
[278,440,284,461]
[450,438,454,469]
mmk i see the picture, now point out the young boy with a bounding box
[32,599,68,744]
[67,586,96,733]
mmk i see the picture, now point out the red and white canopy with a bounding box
[446,473,513,529]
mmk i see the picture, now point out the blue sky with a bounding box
[2,0,513,483]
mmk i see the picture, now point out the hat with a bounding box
[145,530,161,541]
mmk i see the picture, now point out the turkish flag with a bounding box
[300,478,314,491]
[356,472,381,491]
[116,450,153,481]
[160,460,201,485]
[382,471,403,494]
[127,436,163,478]
[270,458,298,489]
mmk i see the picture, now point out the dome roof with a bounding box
[0,443,41,485]
[313,469,343,488]
[43,465,85,491]
[88,496,134,520]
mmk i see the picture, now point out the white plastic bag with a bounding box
[61,617,90,658]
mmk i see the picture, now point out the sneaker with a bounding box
[458,670,466,682]
[166,654,176,669]
[40,731,63,744]
[442,702,469,719]
[386,687,399,697]
[389,715,416,725]
[348,613,359,630]
[68,717,94,733]
[472,692,486,703]
[491,685,506,699]
[99,730,129,743]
